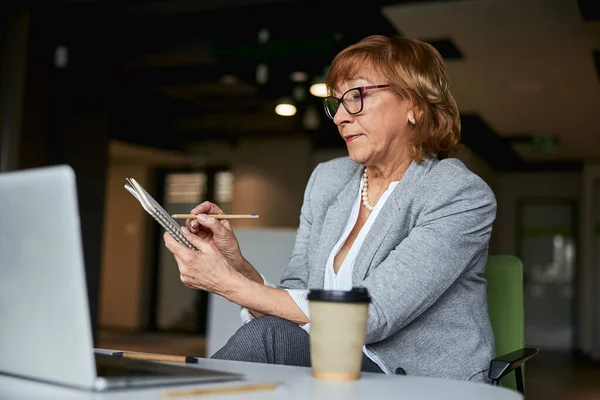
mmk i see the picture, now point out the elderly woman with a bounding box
[163,35,496,382]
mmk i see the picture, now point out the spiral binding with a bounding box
[125,177,197,251]
[154,211,195,250]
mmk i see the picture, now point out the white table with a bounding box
[0,349,522,400]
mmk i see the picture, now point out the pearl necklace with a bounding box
[361,168,375,211]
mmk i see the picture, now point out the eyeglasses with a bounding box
[323,85,390,120]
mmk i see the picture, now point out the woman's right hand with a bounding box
[186,201,244,271]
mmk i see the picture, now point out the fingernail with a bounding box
[181,227,190,235]
[197,214,207,222]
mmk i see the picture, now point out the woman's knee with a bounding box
[213,316,303,355]
[212,315,309,365]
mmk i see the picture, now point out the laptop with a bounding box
[0,165,243,390]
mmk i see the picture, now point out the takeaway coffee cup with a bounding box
[307,287,371,381]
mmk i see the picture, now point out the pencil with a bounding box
[161,382,278,398]
[171,214,259,220]
[111,351,198,364]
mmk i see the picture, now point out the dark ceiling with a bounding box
[85,0,405,150]
[8,0,593,171]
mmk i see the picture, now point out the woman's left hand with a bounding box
[163,227,243,299]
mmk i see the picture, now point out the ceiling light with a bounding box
[310,75,327,97]
[275,104,297,117]
[256,64,268,85]
[55,46,68,68]
[220,74,238,85]
[310,83,327,97]
[258,29,270,44]
[290,71,308,82]
[275,98,296,116]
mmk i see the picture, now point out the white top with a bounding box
[241,176,399,374]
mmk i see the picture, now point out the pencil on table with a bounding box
[171,214,259,220]
[161,382,278,398]
[111,351,197,364]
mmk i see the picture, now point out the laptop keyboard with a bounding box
[98,363,166,377]
[95,353,224,378]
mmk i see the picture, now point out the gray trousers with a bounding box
[211,316,383,373]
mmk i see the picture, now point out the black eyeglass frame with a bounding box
[323,84,390,119]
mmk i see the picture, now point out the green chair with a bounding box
[484,255,539,394]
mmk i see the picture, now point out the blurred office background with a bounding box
[1,0,600,398]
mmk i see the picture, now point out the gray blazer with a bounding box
[279,156,497,382]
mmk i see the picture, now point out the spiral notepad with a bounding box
[124,178,197,251]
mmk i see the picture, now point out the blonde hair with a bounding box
[326,35,462,161]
